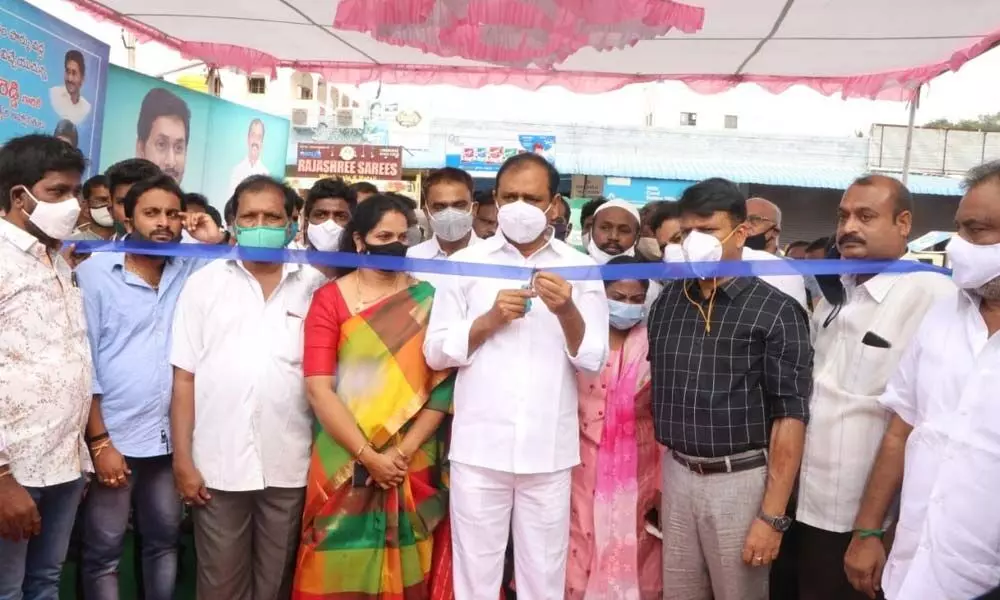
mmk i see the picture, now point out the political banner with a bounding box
[0,0,109,175]
[100,65,290,211]
[445,133,556,176]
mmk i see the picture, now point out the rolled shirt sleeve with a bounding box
[565,278,609,374]
[424,278,478,370]
[763,299,814,423]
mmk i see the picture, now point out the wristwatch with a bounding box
[758,510,793,532]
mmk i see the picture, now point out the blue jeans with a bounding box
[0,476,86,600]
[81,454,181,600]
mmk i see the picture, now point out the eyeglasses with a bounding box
[747,215,775,226]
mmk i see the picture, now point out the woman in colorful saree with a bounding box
[292,194,453,600]
[566,255,662,599]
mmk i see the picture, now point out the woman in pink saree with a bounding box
[567,256,662,599]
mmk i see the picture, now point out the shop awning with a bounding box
[68,0,1000,99]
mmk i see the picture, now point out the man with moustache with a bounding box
[844,161,1000,600]
[586,199,640,264]
[170,175,325,599]
[425,153,609,599]
[105,159,163,240]
[229,119,269,195]
[74,174,225,600]
[795,175,954,600]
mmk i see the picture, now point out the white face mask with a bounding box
[587,236,635,265]
[498,200,549,245]
[429,207,474,243]
[90,206,114,228]
[306,219,344,252]
[636,236,662,261]
[681,231,725,279]
[946,235,1000,290]
[662,243,685,264]
[19,187,80,240]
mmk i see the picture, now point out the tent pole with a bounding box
[901,85,920,185]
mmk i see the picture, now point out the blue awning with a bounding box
[402,151,963,197]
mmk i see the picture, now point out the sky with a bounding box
[25,0,1000,138]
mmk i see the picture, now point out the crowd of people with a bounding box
[0,131,998,600]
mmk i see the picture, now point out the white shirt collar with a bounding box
[0,218,41,253]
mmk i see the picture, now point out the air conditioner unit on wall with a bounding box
[291,108,310,127]
[335,107,363,129]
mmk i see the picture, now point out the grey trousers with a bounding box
[661,451,769,600]
[192,487,305,600]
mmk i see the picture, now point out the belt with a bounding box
[671,449,768,475]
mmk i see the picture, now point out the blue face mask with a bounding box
[235,225,289,249]
[608,299,645,330]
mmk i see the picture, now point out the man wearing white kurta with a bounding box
[424,154,609,599]
[795,175,954,600]
[227,119,269,195]
[844,161,1000,600]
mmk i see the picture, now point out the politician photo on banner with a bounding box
[99,65,289,212]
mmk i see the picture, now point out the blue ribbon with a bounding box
[72,240,950,281]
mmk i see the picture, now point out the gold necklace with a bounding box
[354,271,403,312]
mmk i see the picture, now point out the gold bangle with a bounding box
[355,442,371,460]
[89,439,112,458]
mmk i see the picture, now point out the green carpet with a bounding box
[59,531,197,600]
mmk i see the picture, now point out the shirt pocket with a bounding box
[844,339,898,397]
[278,296,309,365]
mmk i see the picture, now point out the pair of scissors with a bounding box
[521,268,539,312]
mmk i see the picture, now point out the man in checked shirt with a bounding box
[650,178,813,600]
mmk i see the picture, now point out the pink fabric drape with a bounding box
[66,0,1000,99]
[568,325,661,600]
[586,332,646,599]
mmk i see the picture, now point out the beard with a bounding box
[976,276,1000,300]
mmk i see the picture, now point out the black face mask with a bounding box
[553,223,569,241]
[744,230,770,251]
[365,241,408,258]
[814,240,845,307]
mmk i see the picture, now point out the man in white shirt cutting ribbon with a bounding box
[845,160,1000,600]
[424,153,609,600]
[795,174,954,600]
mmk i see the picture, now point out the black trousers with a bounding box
[796,522,884,600]
[769,491,799,600]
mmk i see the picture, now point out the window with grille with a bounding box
[247,76,266,95]
[680,112,697,127]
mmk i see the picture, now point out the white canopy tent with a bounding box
[69,0,1000,181]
